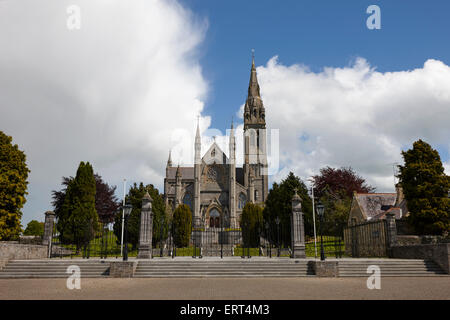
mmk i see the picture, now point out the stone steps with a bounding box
[0,258,446,278]
[134,260,313,277]
[338,259,446,277]
[0,260,110,278]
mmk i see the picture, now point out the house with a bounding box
[348,184,408,225]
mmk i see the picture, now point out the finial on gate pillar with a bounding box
[292,188,301,201]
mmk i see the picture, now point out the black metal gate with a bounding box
[162,217,295,258]
[343,220,388,257]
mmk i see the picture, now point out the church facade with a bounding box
[164,57,268,229]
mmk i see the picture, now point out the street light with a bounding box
[316,201,325,261]
[122,204,133,261]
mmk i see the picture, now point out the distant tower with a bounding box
[228,120,236,227]
[175,165,182,207]
[164,150,172,207]
[194,118,201,221]
[243,52,268,204]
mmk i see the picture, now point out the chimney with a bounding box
[395,183,404,206]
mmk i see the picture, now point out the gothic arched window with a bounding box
[183,193,192,211]
[238,193,246,209]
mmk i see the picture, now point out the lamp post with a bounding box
[122,204,133,261]
[275,216,280,257]
[316,201,325,261]
[307,179,318,259]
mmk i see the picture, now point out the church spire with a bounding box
[194,115,201,165]
[244,50,265,129]
[167,150,172,167]
[248,49,261,98]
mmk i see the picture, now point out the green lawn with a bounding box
[305,236,345,258]
[233,247,260,256]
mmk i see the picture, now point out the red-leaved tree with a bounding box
[312,166,375,198]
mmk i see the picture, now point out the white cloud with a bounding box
[0,0,209,224]
[255,56,450,191]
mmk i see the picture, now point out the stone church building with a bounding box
[164,57,268,229]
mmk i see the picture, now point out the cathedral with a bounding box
[164,56,268,229]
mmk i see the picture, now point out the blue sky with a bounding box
[181,0,450,134]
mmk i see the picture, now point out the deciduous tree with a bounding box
[0,131,29,240]
[23,220,44,236]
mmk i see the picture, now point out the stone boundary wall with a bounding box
[109,261,137,277]
[309,261,339,277]
[391,243,450,274]
[0,241,48,270]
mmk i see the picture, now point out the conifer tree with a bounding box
[172,204,192,247]
[0,131,30,240]
[263,172,313,244]
[112,182,166,250]
[398,140,450,235]
[57,161,98,250]
[241,202,263,247]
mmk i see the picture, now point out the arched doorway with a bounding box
[209,208,220,228]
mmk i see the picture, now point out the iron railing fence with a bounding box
[51,218,122,259]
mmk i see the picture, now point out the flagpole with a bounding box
[120,179,126,256]
[311,184,317,259]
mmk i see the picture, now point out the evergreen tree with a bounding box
[113,183,166,250]
[398,139,450,235]
[57,162,98,251]
[263,172,313,245]
[241,202,263,247]
[52,174,120,224]
[23,220,44,236]
[172,204,192,247]
[0,131,30,240]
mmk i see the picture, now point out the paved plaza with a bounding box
[0,277,448,300]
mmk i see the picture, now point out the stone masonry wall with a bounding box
[0,241,48,270]
[391,243,450,274]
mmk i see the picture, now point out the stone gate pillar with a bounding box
[42,210,55,258]
[138,192,153,259]
[291,190,306,258]
[385,212,397,256]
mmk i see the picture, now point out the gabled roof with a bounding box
[372,207,403,220]
[202,142,228,165]
[354,193,397,220]
[166,167,194,180]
